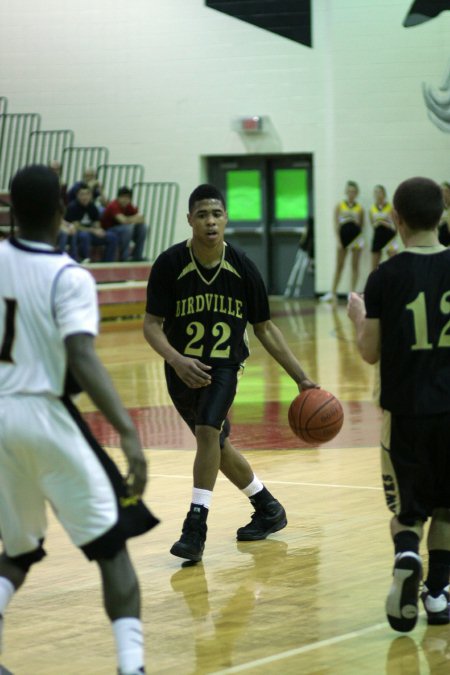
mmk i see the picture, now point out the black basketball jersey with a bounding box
[146,239,270,367]
[365,245,450,415]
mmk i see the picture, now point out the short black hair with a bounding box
[76,182,90,193]
[188,184,226,213]
[10,164,62,232]
[118,186,132,197]
[393,177,443,231]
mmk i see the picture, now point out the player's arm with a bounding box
[65,333,147,496]
[143,313,211,388]
[252,319,316,391]
[347,292,380,364]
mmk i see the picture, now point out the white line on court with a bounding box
[150,474,382,491]
[210,622,388,674]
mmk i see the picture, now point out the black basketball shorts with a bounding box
[165,363,240,446]
[371,225,396,253]
[339,221,362,249]
[438,222,450,248]
[381,410,450,525]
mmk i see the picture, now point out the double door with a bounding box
[207,154,314,295]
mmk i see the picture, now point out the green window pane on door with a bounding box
[226,170,262,221]
[275,169,308,220]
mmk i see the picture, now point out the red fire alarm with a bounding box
[237,116,264,133]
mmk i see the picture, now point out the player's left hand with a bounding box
[347,291,365,324]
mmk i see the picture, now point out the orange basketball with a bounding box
[288,388,344,445]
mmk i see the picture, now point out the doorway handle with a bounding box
[226,226,264,236]
[269,225,305,235]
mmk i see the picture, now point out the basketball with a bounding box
[288,388,344,444]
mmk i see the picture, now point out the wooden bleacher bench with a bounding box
[83,261,151,321]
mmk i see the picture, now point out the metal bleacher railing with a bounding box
[62,146,109,192]
[0,113,41,190]
[27,129,75,166]
[132,181,179,262]
[97,163,144,204]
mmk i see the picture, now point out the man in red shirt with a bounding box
[101,187,147,261]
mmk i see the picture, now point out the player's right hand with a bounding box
[173,356,212,389]
[120,429,148,497]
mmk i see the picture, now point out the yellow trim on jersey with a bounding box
[222,260,241,278]
[370,202,393,226]
[177,240,241,284]
[338,200,362,223]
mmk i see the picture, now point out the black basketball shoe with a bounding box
[421,584,450,625]
[170,505,208,562]
[386,551,423,632]
[236,499,287,541]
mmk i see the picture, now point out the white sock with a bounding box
[192,488,213,509]
[112,617,144,674]
[0,577,15,654]
[0,578,15,615]
[242,475,264,498]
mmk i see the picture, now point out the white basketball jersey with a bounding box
[0,238,98,396]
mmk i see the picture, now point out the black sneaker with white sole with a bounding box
[236,500,287,541]
[170,505,208,562]
[421,584,450,625]
[386,551,423,632]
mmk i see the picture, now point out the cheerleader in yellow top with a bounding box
[320,181,365,302]
[438,182,450,247]
[369,185,398,270]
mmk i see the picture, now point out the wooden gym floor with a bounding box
[3,299,449,674]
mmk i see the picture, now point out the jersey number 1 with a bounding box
[406,291,450,350]
[0,298,17,363]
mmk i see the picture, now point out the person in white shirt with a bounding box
[0,165,158,675]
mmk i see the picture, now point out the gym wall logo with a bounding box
[205,0,312,47]
[206,1,450,133]
[404,0,450,133]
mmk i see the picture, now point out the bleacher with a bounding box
[0,96,179,321]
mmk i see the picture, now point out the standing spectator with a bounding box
[48,159,68,206]
[348,177,450,633]
[320,181,365,303]
[102,187,147,262]
[0,164,158,675]
[67,167,109,213]
[66,183,117,263]
[437,181,450,246]
[369,185,398,270]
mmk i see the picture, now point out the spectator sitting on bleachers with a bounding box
[65,183,117,263]
[101,186,147,262]
[56,218,78,259]
[48,159,78,258]
[67,167,109,214]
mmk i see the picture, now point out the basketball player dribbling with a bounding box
[348,176,450,633]
[0,165,158,675]
[144,184,317,563]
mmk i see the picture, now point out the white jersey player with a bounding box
[0,165,157,675]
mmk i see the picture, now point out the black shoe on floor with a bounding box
[170,505,208,562]
[236,500,287,541]
[386,551,423,632]
[421,584,450,625]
